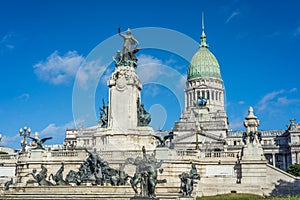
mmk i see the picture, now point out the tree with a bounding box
[286,164,300,177]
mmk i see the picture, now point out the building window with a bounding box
[207,90,210,99]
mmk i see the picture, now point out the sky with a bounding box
[0,0,300,149]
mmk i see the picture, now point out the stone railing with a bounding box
[0,154,18,160]
[97,150,142,161]
[51,151,79,157]
[204,151,238,159]
[176,149,197,157]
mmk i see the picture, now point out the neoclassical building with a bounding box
[171,19,299,171]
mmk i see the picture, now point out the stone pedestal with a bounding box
[242,143,265,160]
[155,147,178,161]
[107,66,142,131]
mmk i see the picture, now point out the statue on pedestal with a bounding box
[242,107,262,145]
[28,134,52,150]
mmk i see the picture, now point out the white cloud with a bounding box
[0,134,20,148]
[34,51,84,85]
[40,120,80,136]
[225,10,240,24]
[256,89,299,112]
[0,32,16,50]
[238,101,245,105]
[15,93,30,102]
[228,119,243,130]
[137,54,164,82]
[293,27,300,37]
[75,59,107,89]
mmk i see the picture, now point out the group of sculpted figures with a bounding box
[24,149,129,187]
[21,146,164,199]
[242,131,262,145]
[127,146,165,199]
[179,164,200,196]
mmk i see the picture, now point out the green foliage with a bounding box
[269,196,300,200]
[197,193,263,200]
[197,194,300,200]
[286,164,300,177]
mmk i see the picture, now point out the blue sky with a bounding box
[0,0,300,149]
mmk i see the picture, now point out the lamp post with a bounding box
[19,125,31,153]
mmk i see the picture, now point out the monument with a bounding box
[241,106,265,160]
[68,27,156,151]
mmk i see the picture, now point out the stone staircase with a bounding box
[1,185,184,200]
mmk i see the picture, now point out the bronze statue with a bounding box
[25,164,53,186]
[129,146,164,199]
[28,136,52,150]
[179,163,200,197]
[137,98,151,126]
[153,132,174,147]
[49,162,68,185]
[99,99,108,128]
[4,178,13,191]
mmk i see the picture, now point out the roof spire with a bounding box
[200,12,209,48]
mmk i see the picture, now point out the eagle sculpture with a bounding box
[153,132,174,147]
[29,136,53,150]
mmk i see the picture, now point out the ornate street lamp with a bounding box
[19,125,31,153]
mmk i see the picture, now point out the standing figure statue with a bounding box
[117,27,139,68]
[118,27,139,57]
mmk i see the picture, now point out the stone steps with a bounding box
[1,193,182,200]
[1,186,183,200]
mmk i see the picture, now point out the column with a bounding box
[282,154,286,170]
[272,153,276,167]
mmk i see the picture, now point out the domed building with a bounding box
[173,17,228,149]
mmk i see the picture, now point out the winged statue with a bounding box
[29,136,53,150]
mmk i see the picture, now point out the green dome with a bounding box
[188,47,221,80]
